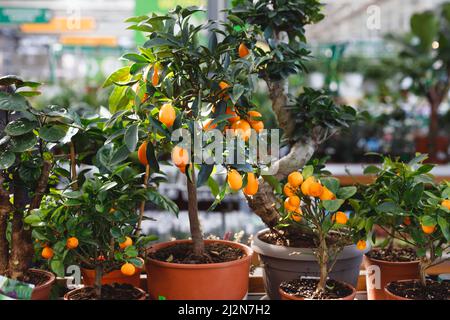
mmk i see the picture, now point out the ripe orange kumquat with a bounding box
[232,119,251,141]
[421,224,436,234]
[119,236,133,249]
[121,263,136,276]
[320,187,336,201]
[331,211,348,225]
[301,176,316,195]
[227,169,243,191]
[441,199,450,210]
[288,172,304,188]
[291,213,302,222]
[283,183,296,197]
[243,172,259,196]
[238,43,250,58]
[42,247,54,259]
[308,182,324,197]
[159,103,176,128]
[138,142,148,166]
[356,240,366,251]
[288,195,301,207]
[171,146,189,167]
[66,237,79,249]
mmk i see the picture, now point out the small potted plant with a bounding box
[357,154,449,300]
[270,163,368,300]
[0,76,79,299]
[32,166,172,300]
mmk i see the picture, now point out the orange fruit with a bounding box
[121,263,136,276]
[219,81,230,91]
[226,106,240,123]
[138,142,148,166]
[238,43,250,58]
[301,176,316,195]
[178,164,187,174]
[119,236,133,249]
[421,224,435,234]
[227,169,243,191]
[232,119,251,141]
[141,92,149,103]
[247,110,262,122]
[288,172,304,188]
[331,211,348,225]
[66,237,79,249]
[42,247,54,259]
[356,240,366,251]
[159,103,176,128]
[152,66,159,86]
[250,121,264,133]
[203,119,217,131]
[171,146,189,167]
[403,217,411,226]
[291,213,302,222]
[284,198,297,212]
[320,187,336,201]
[309,182,324,197]
[288,195,301,207]
[283,183,296,197]
[441,199,450,210]
[243,172,259,196]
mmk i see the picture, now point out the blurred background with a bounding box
[1,0,450,240]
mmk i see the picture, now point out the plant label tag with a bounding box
[0,275,35,300]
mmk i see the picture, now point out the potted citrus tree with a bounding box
[357,154,450,300]
[254,162,368,300]
[0,76,79,299]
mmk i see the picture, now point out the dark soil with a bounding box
[148,243,246,264]
[259,230,351,248]
[19,270,50,287]
[386,280,449,300]
[366,247,418,262]
[280,278,354,300]
[69,283,145,300]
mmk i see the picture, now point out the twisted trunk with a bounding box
[316,235,329,294]
[245,78,316,229]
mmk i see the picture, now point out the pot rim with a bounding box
[278,278,357,300]
[28,268,56,290]
[384,279,418,300]
[251,228,369,261]
[63,285,147,300]
[364,253,420,266]
[145,239,253,269]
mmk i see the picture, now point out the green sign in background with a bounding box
[0,7,51,24]
[134,0,207,45]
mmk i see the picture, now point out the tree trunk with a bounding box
[94,264,103,298]
[316,235,329,294]
[428,99,439,162]
[186,166,204,256]
[0,176,11,275]
[419,257,429,287]
[245,76,316,229]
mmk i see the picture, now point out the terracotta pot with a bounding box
[252,228,368,299]
[64,286,147,300]
[363,254,419,300]
[81,267,142,288]
[145,239,253,300]
[279,280,357,300]
[384,280,413,300]
[29,268,56,300]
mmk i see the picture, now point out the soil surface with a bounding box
[259,230,351,248]
[19,270,50,286]
[280,278,353,300]
[366,247,418,262]
[68,283,144,300]
[386,280,449,300]
[148,243,246,264]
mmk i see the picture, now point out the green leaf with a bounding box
[421,215,436,226]
[146,189,179,216]
[376,201,402,213]
[108,86,130,113]
[208,32,218,53]
[437,216,450,241]
[410,12,439,50]
[337,186,357,200]
[302,165,314,179]
[197,164,214,187]
[207,176,219,197]
[61,190,82,199]
[0,93,28,111]
[262,175,281,194]
[230,84,245,104]
[146,142,160,173]
[4,119,37,136]
[322,199,344,212]
[9,133,37,152]
[24,214,41,225]
[103,66,131,88]
[124,124,138,152]
[321,177,340,194]
[39,125,67,142]
[0,151,15,169]
[111,145,130,165]
[121,53,148,63]
[98,181,118,192]
[50,259,65,277]
[363,165,380,174]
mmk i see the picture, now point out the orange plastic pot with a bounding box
[145,239,253,300]
[64,286,147,300]
[363,254,419,300]
[81,267,142,288]
[29,269,56,300]
[278,280,356,300]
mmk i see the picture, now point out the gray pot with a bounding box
[252,228,368,299]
